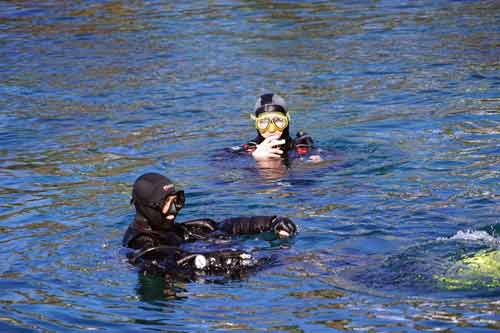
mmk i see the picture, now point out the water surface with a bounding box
[1,1,499,332]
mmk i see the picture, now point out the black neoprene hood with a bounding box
[131,172,178,230]
[254,93,288,117]
[132,173,175,207]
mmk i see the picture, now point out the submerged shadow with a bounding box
[338,224,500,299]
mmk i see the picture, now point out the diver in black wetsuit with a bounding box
[123,172,297,280]
[231,93,321,163]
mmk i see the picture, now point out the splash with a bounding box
[442,229,499,246]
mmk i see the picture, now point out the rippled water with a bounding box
[1,1,499,332]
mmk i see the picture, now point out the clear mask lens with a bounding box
[272,117,287,129]
[256,118,271,130]
[174,191,185,209]
[167,202,177,214]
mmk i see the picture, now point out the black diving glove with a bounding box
[271,216,297,238]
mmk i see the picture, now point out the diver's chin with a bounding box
[263,133,281,140]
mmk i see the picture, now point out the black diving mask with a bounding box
[131,190,184,211]
[163,190,185,215]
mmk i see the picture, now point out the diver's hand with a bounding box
[308,154,323,163]
[252,137,285,160]
[271,216,297,239]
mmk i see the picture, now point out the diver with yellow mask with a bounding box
[232,93,321,163]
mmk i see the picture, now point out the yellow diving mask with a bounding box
[251,112,289,132]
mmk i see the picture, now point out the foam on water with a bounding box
[440,229,499,246]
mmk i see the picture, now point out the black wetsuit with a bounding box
[234,131,317,160]
[123,214,295,280]
[231,93,317,160]
[123,173,296,280]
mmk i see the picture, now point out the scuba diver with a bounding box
[123,172,297,280]
[231,93,322,163]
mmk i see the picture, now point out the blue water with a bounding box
[1,1,499,332]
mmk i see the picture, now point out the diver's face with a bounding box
[161,193,184,223]
[255,112,288,139]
